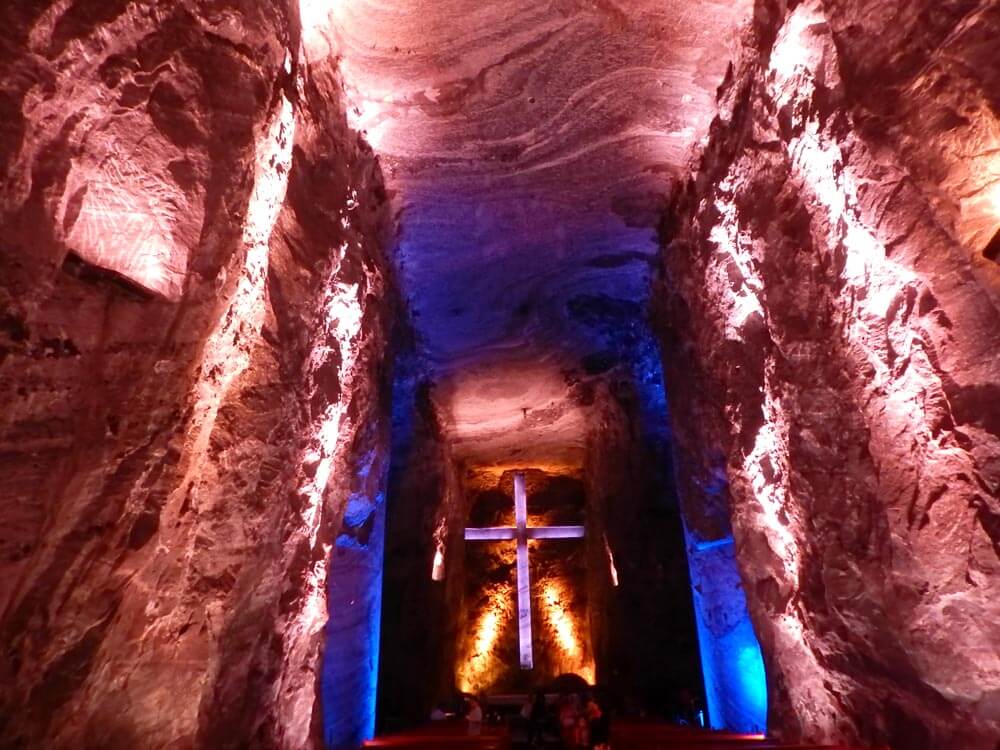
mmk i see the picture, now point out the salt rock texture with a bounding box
[328,0,754,469]
[0,2,396,748]
[656,1,1000,747]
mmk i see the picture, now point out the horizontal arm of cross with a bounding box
[464,525,585,541]
[465,527,516,541]
[525,526,585,539]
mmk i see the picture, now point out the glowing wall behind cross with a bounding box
[684,527,767,733]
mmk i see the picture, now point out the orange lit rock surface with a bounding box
[0,2,395,747]
[458,470,592,695]
[656,2,1000,747]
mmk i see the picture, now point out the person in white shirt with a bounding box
[465,696,484,735]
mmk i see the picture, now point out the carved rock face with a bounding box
[657,2,1000,747]
[0,3,394,748]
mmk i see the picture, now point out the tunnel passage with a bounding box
[375,356,718,733]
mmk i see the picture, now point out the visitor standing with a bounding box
[465,696,483,736]
[527,691,547,748]
[559,693,581,748]
[585,693,610,750]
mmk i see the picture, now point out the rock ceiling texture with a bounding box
[328,0,753,467]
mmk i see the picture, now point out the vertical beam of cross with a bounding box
[464,471,585,671]
[513,472,533,668]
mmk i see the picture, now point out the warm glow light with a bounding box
[538,580,594,683]
[174,92,295,498]
[344,96,394,152]
[744,415,799,581]
[431,544,445,581]
[299,0,341,61]
[65,171,186,299]
[987,180,1000,228]
[298,272,364,539]
[431,517,448,581]
[705,179,765,343]
[541,582,580,660]
[457,585,512,694]
[603,534,619,587]
[303,542,333,633]
[768,4,825,78]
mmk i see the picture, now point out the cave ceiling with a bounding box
[328,0,753,466]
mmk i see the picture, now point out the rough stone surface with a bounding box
[0,2,395,747]
[656,1,1000,747]
[5,1,999,748]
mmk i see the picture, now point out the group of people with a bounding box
[521,690,610,749]
[432,685,706,747]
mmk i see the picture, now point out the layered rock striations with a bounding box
[0,2,396,747]
[329,0,755,471]
[656,1,1000,747]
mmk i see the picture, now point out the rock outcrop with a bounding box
[656,1,1000,747]
[0,2,396,748]
[376,371,468,729]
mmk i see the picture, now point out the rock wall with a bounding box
[682,527,767,733]
[376,375,467,730]
[582,377,704,716]
[0,2,396,747]
[457,470,593,696]
[322,422,392,750]
[656,1,1000,748]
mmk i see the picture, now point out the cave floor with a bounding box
[362,721,869,748]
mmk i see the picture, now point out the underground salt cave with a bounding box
[0,1,998,749]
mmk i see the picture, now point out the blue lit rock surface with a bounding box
[684,532,767,733]
[323,491,388,750]
[0,2,396,747]
[656,1,1000,747]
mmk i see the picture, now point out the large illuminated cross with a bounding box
[464,472,585,669]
